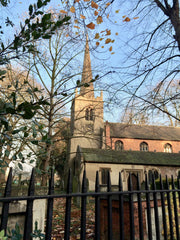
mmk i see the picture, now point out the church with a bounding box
[68,36,180,190]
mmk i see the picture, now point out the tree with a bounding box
[22,29,87,185]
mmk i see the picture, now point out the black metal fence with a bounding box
[0,168,180,240]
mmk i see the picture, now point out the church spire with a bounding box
[80,34,94,98]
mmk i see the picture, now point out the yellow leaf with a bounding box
[133,17,139,20]
[105,2,111,8]
[111,52,115,54]
[122,15,126,18]
[84,0,90,1]
[66,34,69,37]
[60,10,68,14]
[96,42,100,46]
[75,32,79,35]
[70,6,75,13]
[95,33,100,39]
[74,25,80,29]
[74,19,78,24]
[109,46,112,51]
[94,11,98,16]
[91,1,98,9]
[123,17,130,22]
[86,22,95,29]
[115,32,118,35]
[80,14,86,19]
[75,0,80,2]
[111,39,115,43]
[105,38,111,44]
[115,9,120,13]
[107,14,109,19]
[106,29,111,36]
[96,16,103,24]
[99,38,104,41]
[101,46,104,48]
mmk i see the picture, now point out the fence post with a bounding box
[159,175,167,240]
[64,169,72,240]
[166,176,174,239]
[119,172,124,240]
[23,168,35,240]
[0,167,12,234]
[145,173,152,240]
[172,175,179,240]
[80,170,87,240]
[95,171,100,240]
[137,173,144,240]
[128,173,135,240]
[45,170,54,240]
[107,171,112,240]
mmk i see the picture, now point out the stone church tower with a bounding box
[68,36,104,166]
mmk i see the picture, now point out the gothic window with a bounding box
[164,143,172,153]
[101,168,110,184]
[85,107,94,121]
[115,140,124,151]
[127,172,138,190]
[140,142,148,152]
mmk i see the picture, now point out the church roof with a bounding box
[108,122,180,141]
[80,148,180,166]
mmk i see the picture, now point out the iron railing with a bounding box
[0,168,180,240]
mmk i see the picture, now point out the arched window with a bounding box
[85,107,94,121]
[148,169,159,184]
[164,143,172,153]
[140,142,148,152]
[115,140,123,151]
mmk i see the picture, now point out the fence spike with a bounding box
[152,173,160,240]
[0,167,12,233]
[171,175,179,240]
[160,174,168,240]
[137,173,144,240]
[45,169,54,240]
[23,168,35,240]
[95,171,100,240]
[145,173,152,240]
[64,169,72,240]
[80,170,87,240]
[119,172,124,240]
[165,175,174,240]
[128,173,135,240]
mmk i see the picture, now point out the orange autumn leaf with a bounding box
[101,46,104,48]
[94,10,98,16]
[105,38,111,44]
[109,46,112,51]
[111,39,115,43]
[99,38,104,41]
[133,17,139,20]
[84,0,90,1]
[60,10,68,14]
[66,34,69,37]
[74,19,78,23]
[107,14,109,19]
[123,17,130,22]
[96,42,100,46]
[111,52,115,54]
[86,22,95,29]
[122,15,126,18]
[105,2,111,8]
[80,14,86,19]
[91,1,98,9]
[75,0,80,2]
[70,6,75,13]
[115,32,118,35]
[74,25,80,29]
[95,33,100,39]
[106,29,111,35]
[96,16,103,24]
[115,9,120,13]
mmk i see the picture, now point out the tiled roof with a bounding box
[80,148,180,166]
[108,123,180,141]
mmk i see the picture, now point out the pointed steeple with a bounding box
[80,34,94,98]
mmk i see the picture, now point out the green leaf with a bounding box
[29,4,33,16]
[18,162,23,170]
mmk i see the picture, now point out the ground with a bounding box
[52,198,95,239]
